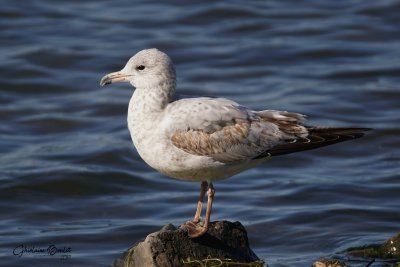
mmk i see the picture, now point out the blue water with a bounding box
[1,1,399,266]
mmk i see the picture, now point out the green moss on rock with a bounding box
[182,256,265,267]
[346,233,400,259]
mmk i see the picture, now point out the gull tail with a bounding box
[265,127,372,157]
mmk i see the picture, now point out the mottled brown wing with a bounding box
[171,121,268,163]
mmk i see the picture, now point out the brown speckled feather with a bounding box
[170,108,311,163]
[171,106,370,163]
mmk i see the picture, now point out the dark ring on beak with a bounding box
[100,71,129,86]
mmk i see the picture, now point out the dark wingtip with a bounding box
[356,127,373,137]
[257,126,372,158]
[361,127,373,132]
[309,126,372,133]
[307,127,372,141]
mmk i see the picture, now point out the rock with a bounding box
[346,232,400,259]
[312,258,348,267]
[112,221,261,267]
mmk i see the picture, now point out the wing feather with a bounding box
[167,97,369,163]
[255,127,371,158]
[168,98,308,163]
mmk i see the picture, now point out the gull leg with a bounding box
[200,182,215,236]
[182,182,215,238]
[192,181,208,224]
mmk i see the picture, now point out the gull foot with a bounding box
[192,217,201,224]
[180,221,208,238]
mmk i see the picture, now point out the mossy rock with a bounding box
[346,233,400,259]
[113,221,261,267]
[182,256,265,267]
[312,258,348,267]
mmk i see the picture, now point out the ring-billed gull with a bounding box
[100,48,370,238]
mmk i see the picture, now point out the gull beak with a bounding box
[100,71,129,86]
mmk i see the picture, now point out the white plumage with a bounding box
[100,48,369,238]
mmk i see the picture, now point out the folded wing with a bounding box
[168,98,320,163]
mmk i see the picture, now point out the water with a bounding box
[1,1,399,266]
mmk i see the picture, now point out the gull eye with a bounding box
[136,65,145,71]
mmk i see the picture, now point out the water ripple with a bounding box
[1,1,399,267]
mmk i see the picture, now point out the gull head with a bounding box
[100,48,176,89]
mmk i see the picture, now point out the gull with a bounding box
[100,48,369,238]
